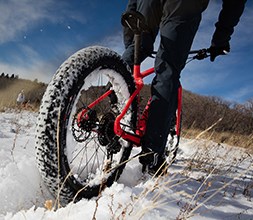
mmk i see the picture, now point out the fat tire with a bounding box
[35,46,137,204]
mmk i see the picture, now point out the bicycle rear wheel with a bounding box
[35,46,137,204]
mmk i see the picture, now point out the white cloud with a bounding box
[182,0,253,102]
[231,5,253,48]
[0,0,86,44]
[0,60,54,82]
[1,0,251,104]
[0,0,89,82]
[0,43,57,82]
[181,58,230,92]
[0,0,52,43]
[225,85,253,103]
[0,49,57,82]
[192,1,253,50]
[98,31,125,55]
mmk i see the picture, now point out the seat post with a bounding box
[134,33,142,66]
[121,11,148,66]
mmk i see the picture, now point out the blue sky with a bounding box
[0,0,252,103]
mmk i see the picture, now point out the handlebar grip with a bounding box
[189,48,209,60]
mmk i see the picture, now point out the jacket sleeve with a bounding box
[211,0,247,47]
[123,0,137,49]
[126,0,137,11]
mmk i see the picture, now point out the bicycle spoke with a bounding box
[63,56,135,185]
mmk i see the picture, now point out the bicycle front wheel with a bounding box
[35,46,137,204]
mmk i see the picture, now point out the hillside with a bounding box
[0,76,252,149]
[182,90,253,149]
[141,85,253,149]
[0,75,47,110]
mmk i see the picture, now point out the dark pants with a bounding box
[122,0,209,154]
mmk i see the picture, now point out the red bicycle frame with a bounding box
[76,64,182,146]
[77,10,204,147]
[75,47,209,146]
[113,64,183,146]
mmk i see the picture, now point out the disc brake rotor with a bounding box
[72,108,98,142]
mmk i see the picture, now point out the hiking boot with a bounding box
[139,148,168,176]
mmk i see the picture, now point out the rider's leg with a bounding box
[122,32,156,68]
[122,0,161,67]
[141,0,209,172]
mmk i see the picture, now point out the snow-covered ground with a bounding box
[0,110,252,220]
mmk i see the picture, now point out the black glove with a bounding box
[208,44,230,62]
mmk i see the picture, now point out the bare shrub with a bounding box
[0,77,46,111]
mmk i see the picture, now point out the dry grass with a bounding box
[124,137,252,219]
[182,129,253,153]
[0,77,46,111]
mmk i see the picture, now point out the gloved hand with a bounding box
[208,44,230,62]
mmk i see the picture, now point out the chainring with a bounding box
[72,108,98,142]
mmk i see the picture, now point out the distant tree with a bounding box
[5,74,9,78]
[10,74,15,79]
[15,75,19,79]
[1,72,4,77]
[34,78,38,83]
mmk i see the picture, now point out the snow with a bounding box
[0,110,252,220]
